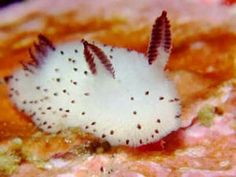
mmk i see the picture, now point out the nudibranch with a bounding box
[5,11,181,147]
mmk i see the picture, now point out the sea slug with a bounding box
[5,11,181,147]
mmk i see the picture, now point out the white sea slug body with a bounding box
[6,11,181,147]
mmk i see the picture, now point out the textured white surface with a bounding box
[8,40,181,146]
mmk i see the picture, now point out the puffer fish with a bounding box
[5,11,181,147]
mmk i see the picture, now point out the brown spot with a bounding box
[3,75,13,83]
[214,106,224,115]
[137,124,142,129]
[174,98,180,101]
[145,91,149,95]
[157,119,161,123]
[84,92,90,96]
[139,139,143,144]
[31,112,36,117]
[14,90,20,96]
[110,130,114,135]
[159,97,164,100]
[175,114,181,118]
[126,140,129,145]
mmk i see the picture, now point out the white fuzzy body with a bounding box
[8,41,181,146]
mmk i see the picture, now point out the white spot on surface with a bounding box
[190,41,206,50]
[57,173,75,177]
[45,159,69,169]
[175,146,206,157]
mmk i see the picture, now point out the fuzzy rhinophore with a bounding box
[6,11,181,147]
